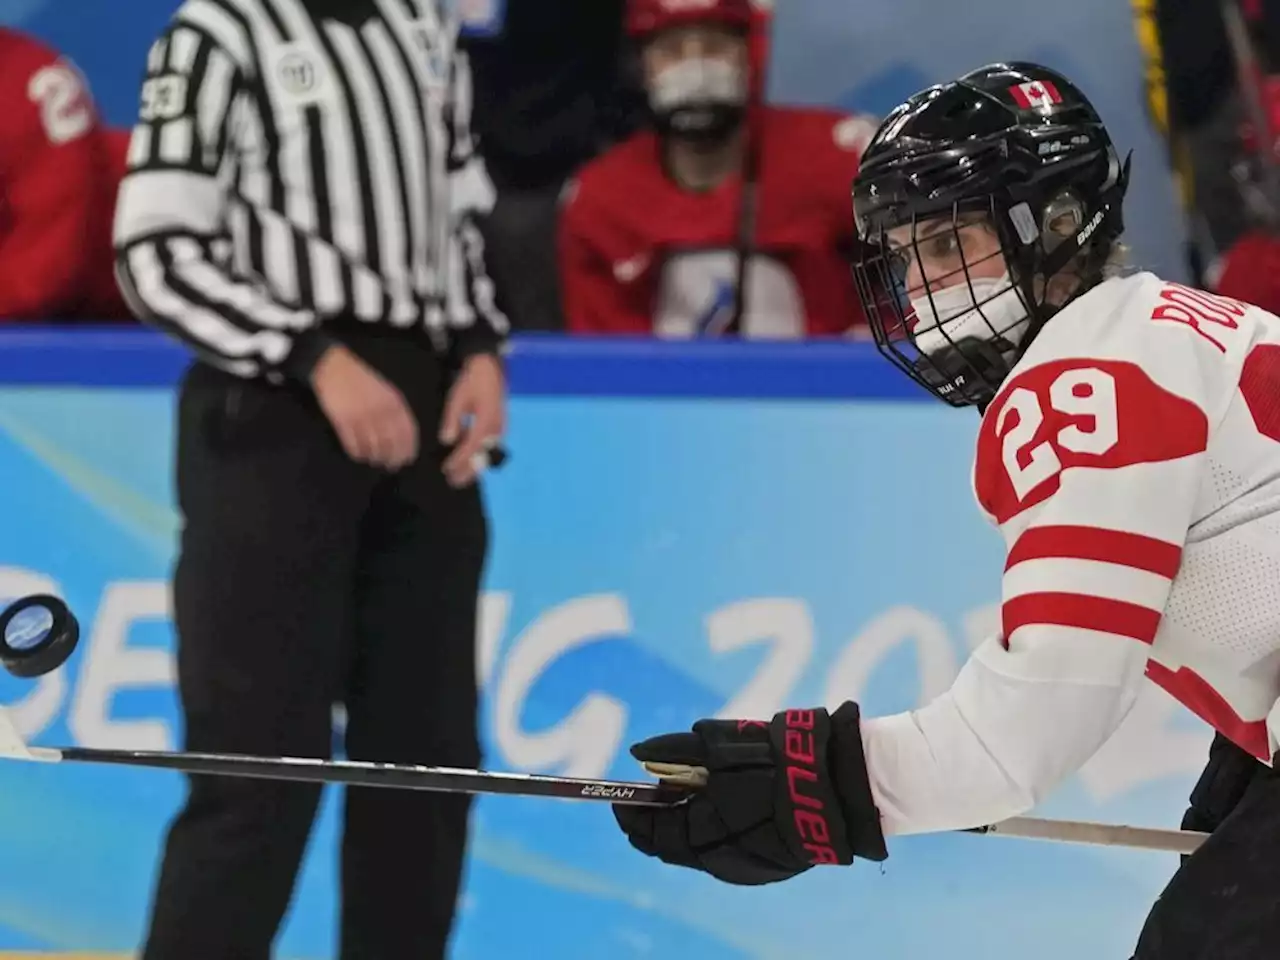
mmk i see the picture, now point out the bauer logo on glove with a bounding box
[612,702,887,886]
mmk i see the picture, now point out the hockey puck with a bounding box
[0,594,80,678]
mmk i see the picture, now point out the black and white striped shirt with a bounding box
[113,0,508,380]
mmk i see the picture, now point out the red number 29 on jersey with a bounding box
[975,358,1210,524]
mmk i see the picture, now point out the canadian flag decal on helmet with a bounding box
[1009,80,1062,109]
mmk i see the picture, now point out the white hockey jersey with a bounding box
[859,271,1280,836]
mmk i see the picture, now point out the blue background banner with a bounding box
[0,332,1214,959]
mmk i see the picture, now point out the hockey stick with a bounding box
[0,704,687,805]
[0,597,1208,853]
[0,706,1208,852]
[639,762,1209,856]
[968,815,1205,855]
[0,597,683,806]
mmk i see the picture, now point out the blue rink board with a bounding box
[0,327,920,398]
[0,330,1210,960]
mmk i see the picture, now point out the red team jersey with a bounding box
[558,106,877,338]
[0,28,131,321]
[859,272,1280,835]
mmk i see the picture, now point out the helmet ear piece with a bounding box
[914,335,1012,408]
[1040,192,1085,252]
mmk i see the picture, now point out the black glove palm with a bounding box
[613,702,888,886]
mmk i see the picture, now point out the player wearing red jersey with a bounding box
[612,62,1280,959]
[0,27,131,322]
[558,0,876,338]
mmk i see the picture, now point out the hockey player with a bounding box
[0,27,131,322]
[558,0,877,337]
[612,62,1280,959]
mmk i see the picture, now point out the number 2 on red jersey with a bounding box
[975,358,1210,524]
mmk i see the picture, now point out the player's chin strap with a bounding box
[1040,205,1118,283]
[915,335,1012,410]
[1024,151,1133,321]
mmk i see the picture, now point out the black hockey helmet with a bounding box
[851,62,1131,408]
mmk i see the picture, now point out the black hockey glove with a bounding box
[613,702,888,885]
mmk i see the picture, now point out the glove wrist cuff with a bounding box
[828,701,889,862]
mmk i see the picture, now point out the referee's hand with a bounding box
[440,353,506,487]
[311,344,420,470]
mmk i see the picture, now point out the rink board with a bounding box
[0,332,1213,960]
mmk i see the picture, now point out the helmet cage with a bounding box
[854,200,1030,408]
[853,140,1128,408]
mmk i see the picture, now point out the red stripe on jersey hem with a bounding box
[1002,592,1163,647]
[1145,661,1271,760]
[1006,526,1182,578]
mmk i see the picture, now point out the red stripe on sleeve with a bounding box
[1005,525,1183,578]
[1002,592,1164,647]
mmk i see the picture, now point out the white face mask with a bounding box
[650,57,746,114]
[909,272,1030,357]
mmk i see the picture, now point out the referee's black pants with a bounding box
[142,334,486,960]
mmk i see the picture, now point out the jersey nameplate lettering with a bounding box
[1149,283,1248,354]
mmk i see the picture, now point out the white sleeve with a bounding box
[860,347,1215,836]
[112,10,316,378]
[442,46,507,348]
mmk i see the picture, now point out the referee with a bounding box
[112,1,507,957]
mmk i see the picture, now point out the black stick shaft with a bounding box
[55,746,690,806]
[35,746,1207,852]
